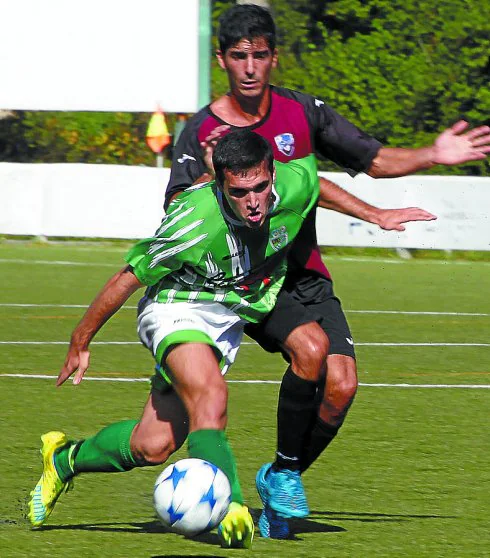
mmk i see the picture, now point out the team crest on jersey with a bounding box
[274,133,295,157]
[270,226,288,252]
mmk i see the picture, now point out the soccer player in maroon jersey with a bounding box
[166,4,490,539]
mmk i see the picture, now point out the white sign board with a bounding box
[0,0,206,113]
[316,172,490,251]
[0,163,169,239]
[0,164,489,250]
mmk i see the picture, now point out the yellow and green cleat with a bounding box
[28,431,74,527]
[217,502,254,549]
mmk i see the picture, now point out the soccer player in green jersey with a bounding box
[28,130,323,549]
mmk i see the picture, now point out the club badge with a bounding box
[270,225,288,252]
[274,133,295,157]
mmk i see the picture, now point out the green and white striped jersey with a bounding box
[126,154,319,323]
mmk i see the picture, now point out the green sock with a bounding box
[55,420,138,481]
[54,441,80,481]
[188,429,244,505]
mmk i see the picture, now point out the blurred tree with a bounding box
[269,0,490,174]
[0,111,32,162]
[2,0,488,175]
[18,111,155,165]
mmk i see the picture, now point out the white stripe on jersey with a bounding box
[155,203,193,233]
[187,290,200,302]
[178,266,198,286]
[214,291,226,303]
[149,234,208,267]
[149,219,204,254]
[165,283,182,304]
[205,252,221,278]
[225,233,244,276]
[230,298,250,313]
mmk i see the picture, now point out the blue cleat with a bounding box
[255,463,289,539]
[255,463,272,505]
[267,467,309,518]
[258,505,290,539]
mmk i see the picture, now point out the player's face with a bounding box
[217,37,277,100]
[222,161,274,229]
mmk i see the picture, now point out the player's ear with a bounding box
[216,50,226,70]
[271,49,278,69]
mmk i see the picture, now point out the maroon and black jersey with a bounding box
[166,86,382,278]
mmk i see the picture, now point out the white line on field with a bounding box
[2,256,490,269]
[332,256,490,267]
[0,258,117,267]
[0,303,488,317]
[356,343,490,347]
[1,341,489,347]
[347,310,490,317]
[0,373,488,389]
[0,303,92,308]
[0,341,141,345]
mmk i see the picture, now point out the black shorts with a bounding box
[244,273,355,359]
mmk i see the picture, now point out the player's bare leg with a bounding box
[300,354,357,473]
[130,387,189,465]
[320,354,358,425]
[165,343,254,548]
[27,388,187,527]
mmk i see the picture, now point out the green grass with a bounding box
[0,242,489,557]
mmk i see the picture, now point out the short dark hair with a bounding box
[218,4,276,54]
[213,130,274,189]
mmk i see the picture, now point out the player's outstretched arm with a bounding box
[318,177,437,231]
[368,120,490,178]
[57,266,144,387]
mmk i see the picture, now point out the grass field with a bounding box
[0,241,489,557]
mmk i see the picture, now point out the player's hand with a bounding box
[201,125,230,175]
[57,342,91,386]
[432,120,490,166]
[375,207,437,231]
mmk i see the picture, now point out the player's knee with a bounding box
[321,377,357,425]
[319,358,358,424]
[289,330,329,381]
[326,356,358,401]
[131,425,177,465]
[336,374,358,406]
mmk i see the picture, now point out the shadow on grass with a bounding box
[309,509,457,522]
[37,512,343,544]
[35,507,456,544]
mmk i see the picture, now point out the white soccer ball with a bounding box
[153,458,231,536]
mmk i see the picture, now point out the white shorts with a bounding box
[137,296,245,376]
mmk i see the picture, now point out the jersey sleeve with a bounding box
[125,197,210,286]
[288,155,320,217]
[273,154,320,218]
[294,90,383,176]
[164,110,209,208]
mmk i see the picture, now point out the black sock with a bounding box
[275,367,318,471]
[300,418,340,473]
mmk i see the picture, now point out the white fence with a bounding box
[1,163,489,250]
[317,172,490,250]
